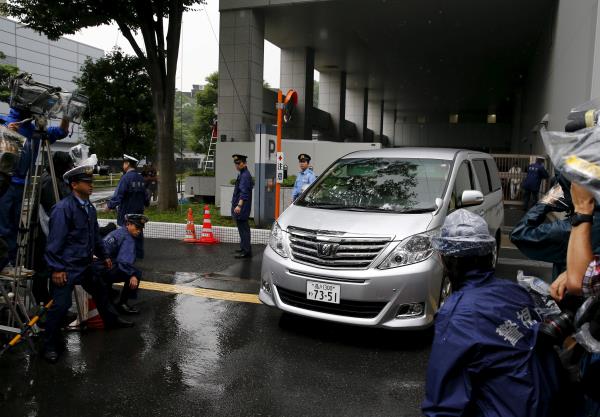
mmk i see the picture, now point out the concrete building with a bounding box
[218,0,600,154]
[0,16,104,152]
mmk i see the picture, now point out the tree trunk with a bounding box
[153,87,178,210]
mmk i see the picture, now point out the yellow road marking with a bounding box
[134,281,261,304]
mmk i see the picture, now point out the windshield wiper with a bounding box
[303,202,349,209]
[396,207,436,214]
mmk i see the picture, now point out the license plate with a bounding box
[306,281,340,304]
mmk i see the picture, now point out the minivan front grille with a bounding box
[276,286,387,318]
[287,227,391,269]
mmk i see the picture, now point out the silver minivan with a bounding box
[259,148,504,329]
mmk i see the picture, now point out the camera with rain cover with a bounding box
[8,72,88,124]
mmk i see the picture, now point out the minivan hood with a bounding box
[278,205,433,241]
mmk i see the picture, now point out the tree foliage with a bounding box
[75,48,155,160]
[0,52,19,103]
[1,0,206,209]
[191,71,217,154]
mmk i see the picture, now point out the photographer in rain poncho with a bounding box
[422,209,562,417]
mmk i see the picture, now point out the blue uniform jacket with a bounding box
[3,108,67,184]
[522,162,549,192]
[422,270,561,417]
[292,168,316,201]
[107,169,149,226]
[231,167,253,221]
[45,194,106,281]
[510,203,600,278]
[103,227,141,279]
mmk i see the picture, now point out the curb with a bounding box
[98,219,270,245]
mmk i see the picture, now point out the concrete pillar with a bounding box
[383,107,396,145]
[318,71,346,141]
[345,88,367,141]
[280,47,315,140]
[218,9,264,142]
[367,98,382,142]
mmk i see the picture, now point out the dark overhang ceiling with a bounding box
[262,0,557,114]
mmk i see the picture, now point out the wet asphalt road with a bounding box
[1,235,551,417]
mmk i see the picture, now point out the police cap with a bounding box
[123,154,139,165]
[298,153,311,162]
[232,154,247,163]
[63,165,94,184]
[125,214,149,228]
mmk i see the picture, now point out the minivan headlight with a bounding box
[269,222,289,258]
[378,229,438,269]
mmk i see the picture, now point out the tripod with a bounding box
[0,117,64,354]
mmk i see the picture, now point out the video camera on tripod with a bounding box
[8,72,89,125]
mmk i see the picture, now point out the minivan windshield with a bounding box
[296,158,451,213]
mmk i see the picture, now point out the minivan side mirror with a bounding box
[461,190,484,207]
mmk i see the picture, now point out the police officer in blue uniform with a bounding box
[0,108,69,262]
[292,153,316,202]
[422,209,561,417]
[107,154,149,258]
[43,164,133,363]
[98,214,147,314]
[522,157,549,210]
[231,154,253,259]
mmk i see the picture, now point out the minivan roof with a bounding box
[342,147,490,160]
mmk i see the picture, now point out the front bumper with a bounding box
[259,245,444,329]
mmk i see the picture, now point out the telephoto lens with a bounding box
[537,294,582,346]
[538,311,575,346]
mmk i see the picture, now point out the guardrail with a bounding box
[491,154,553,205]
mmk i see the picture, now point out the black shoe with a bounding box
[42,349,60,364]
[118,303,140,315]
[234,253,252,259]
[232,249,244,254]
[109,317,135,328]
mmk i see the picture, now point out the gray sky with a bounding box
[64,2,282,92]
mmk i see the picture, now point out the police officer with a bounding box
[522,157,549,210]
[0,108,69,262]
[422,209,561,417]
[231,154,253,259]
[43,164,133,363]
[107,154,149,258]
[292,153,316,202]
[98,214,147,314]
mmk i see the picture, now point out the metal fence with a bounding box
[492,154,552,205]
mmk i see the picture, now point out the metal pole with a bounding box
[275,90,283,219]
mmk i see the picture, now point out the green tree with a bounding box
[191,71,217,154]
[75,48,155,160]
[0,52,19,102]
[2,0,206,209]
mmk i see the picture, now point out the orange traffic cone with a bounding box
[183,207,200,243]
[197,205,219,245]
[86,296,104,329]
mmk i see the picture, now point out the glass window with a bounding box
[486,159,502,191]
[296,158,452,213]
[450,161,473,210]
[473,159,491,195]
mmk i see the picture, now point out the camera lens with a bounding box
[538,311,575,346]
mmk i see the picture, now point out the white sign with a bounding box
[276,152,285,183]
[254,131,277,164]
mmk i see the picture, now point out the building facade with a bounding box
[0,16,104,152]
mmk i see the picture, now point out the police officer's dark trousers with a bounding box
[43,265,118,351]
[236,219,251,255]
[99,264,140,304]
